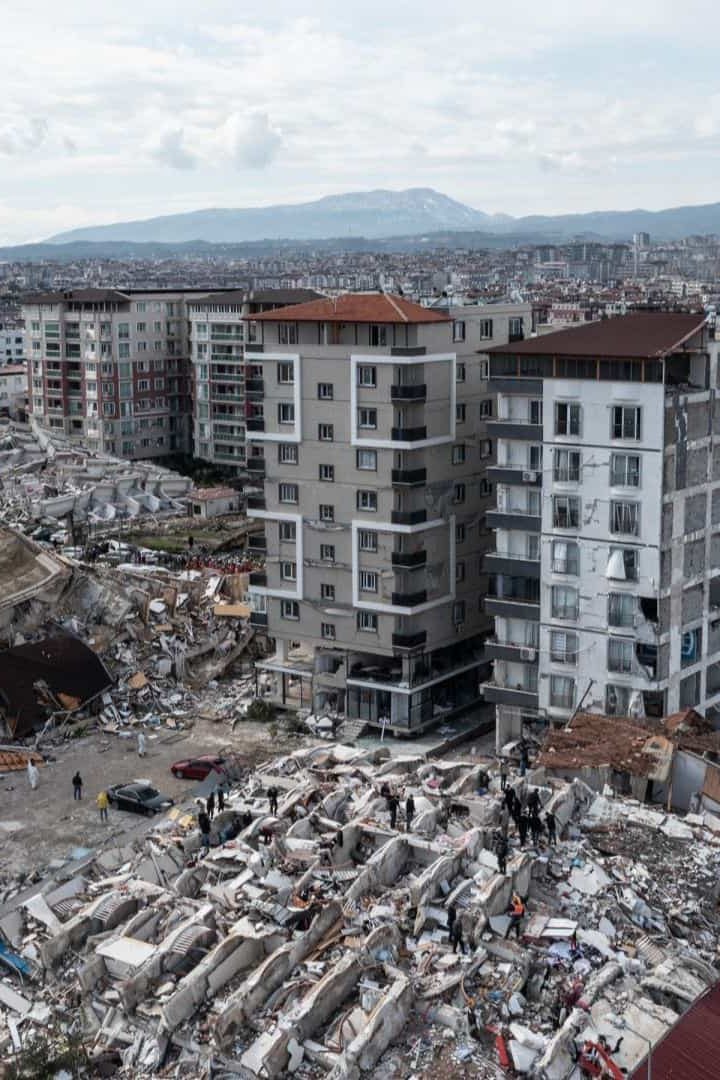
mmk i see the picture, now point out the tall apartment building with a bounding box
[187,289,321,472]
[0,318,25,365]
[481,312,720,744]
[23,288,195,458]
[242,293,534,732]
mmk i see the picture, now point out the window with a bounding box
[608,592,635,627]
[554,402,581,436]
[611,453,641,487]
[321,584,335,601]
[321,623,336,640]
[137,379,150,391]
[452,444,466,465]
[612,405,641,440]
[553,495,580,529]
[553,449,581,483]
[320,544,335,561]
[608,638,633,673]
[360,570,378,592]
[479,318,493,339]
[455,561,465,582]
[102,381,114,395]
[550,675,575,709]
[319,504,334,521]
[550,631,578,665]
[118,343,130,359]
[277,362,294,384]
[609,547,638,581]
[318,423,334,441]
[279,482,299,503]
[117,323,129,339]
[552,540,579,575]
[357,490,377,511]
[606,684,633,716]
[279,522,296,541]
[357,449,377,470]
[280,561,297,581]
[359,530,377,552]
[480,399,493,418]
[509,316,524,340]
[529,444,542,470]
[610,500,640,536]
[357,365,377,387]
[479,439,492,458]
[281,600,300,620]
[317,382,334,400]
[530,400,543,425]
[278,402,295,424]
[278,323,298,345]
[102,402,115,416]
[453,482,466,504]
[357,611,378,632]
[358,407,377,429]
[456,362,466,382]
[551,585,579,620]
[319,464,335,482]
[479,479,493,496]
[369,325,387,347]
[453,320,466,342]
[455,523,466,542]
[456,403,466,423]
[527,533,540,560]
[278,443,298,464]
[452,600,466,624]
[135,321,146,332]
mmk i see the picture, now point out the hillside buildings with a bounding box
[482,312,720,743]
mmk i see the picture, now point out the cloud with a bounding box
[0,117,47,155]
[222,111,283,169]
[148,128,196,170]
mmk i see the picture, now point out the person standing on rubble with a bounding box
[267,786,279,815]
[494,832,508,875]
[27,759,39,790]
[198,808,211,852]
[388,793,399,830]
[72,771,83,800]
[499,758,508,791]
[447,901,457,934]
[217,786,225,813]
[97,789,109,822]
[499,803,510,839]
[207,790,216,819]
[527,788,540,816]
[545,810,557,847]
[518,810,529,846]
[137,729,146,757]
[505,892,526,939]
[450,917,466,954]
[530,810,543,846]
[405,793,415,831]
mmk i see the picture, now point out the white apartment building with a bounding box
[0,319,25,365]
[482,312,720,743]
[0,364,27,418]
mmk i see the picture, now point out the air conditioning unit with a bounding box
[522,471,537,482]
[520,647,536,661]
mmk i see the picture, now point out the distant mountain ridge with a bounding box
[45,188,720,246]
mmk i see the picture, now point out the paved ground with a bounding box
[0,718,303,882]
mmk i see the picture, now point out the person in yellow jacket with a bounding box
[97,790,109,823]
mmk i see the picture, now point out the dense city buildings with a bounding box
[0,317,25,365]
[482,312,720,742]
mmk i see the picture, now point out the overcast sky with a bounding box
[2,0,720,243]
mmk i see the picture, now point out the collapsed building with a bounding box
[0,744,718,1077]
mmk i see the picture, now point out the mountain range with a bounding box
[46,187,720,247]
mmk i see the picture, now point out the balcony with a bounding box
[487,465,542,486]
[246,494,266,511]
[391,426,427,442]
[391,509,427,526]
[392,550,427,568]
[246,457,265,474]
[484,638,539,664]
[250,610,268,628]
[391,589,427,607]
[249,571,267,587]
[247,533,267,552]
[245,377,264,394]
[392,630,427,650]
[482,681,538,707]
[487,419,543,441]
[391,384,426,402]
[212,392,244,402]
[486,510,541,532]
[484,551,540,577]
[246,417,265,432]
[391,468,427,486]
[485,593,541,620]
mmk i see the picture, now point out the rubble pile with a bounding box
[0,745,718,1077]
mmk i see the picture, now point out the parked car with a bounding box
[170,755,229,781]
[106,783,174,816]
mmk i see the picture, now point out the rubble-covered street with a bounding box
[1,743,719,1078]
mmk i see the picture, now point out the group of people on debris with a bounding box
[501,778,557,850]
[379,782,415,831]
[197,784,229,850]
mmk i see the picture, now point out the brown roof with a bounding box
[489,312,706,359]
[630,980,720,1080]
[192,486,238,501]
[250,293,450,324]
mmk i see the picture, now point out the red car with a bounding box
[170,755,229,781]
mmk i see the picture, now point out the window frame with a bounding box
[611,405,642,441]
[279,482,299,504]
[358,407,377,429]
[554,401,581,437]
[356,448,377,471]
[319,463,335,482]
[359,530,377,552]
[610,452,641,488]
[359,570,378,593]
[356,489,378,512]
[317,382,334,400]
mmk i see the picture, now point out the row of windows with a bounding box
[552,495,641,536]
[276,361,478,388]
[278,481,479,508]
[279,601,467,630]
[549,541,637,579]
[518,401,643,441]
[548,584,641,627]
[278,521,474,547]
[551,449,641,488]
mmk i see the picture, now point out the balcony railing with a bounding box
[246,495,266,511]
[247,533,267,552]
[245,378,265,394]
[391,426,427,441]
[391,468,427,486]
[249,571,267,587]
[246,417,265,432]
[391,384,426,402]
[391,509,427,525]
[392,630,427,649]
[392,550,427,568]
[250,610,268,627]
[391,590,427,607]
[246,457,265,473]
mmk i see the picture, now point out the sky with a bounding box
[2,0,720,243]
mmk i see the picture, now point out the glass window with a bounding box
[357,449,377,470]
[321,584,335,600]
[608,638,633,673]
[277,362,294,384]
[359,530,377,552]
[358,407,377,429]
[453,482,466,504]
[117,323,129,339]
[455,523,466,542]
[321,623,336,640]
[611,453,641,487]
[456,362,466,382]
[552,540,579,575]
[610,501,640,535]
[550,631,578,664]
[480,398,493,418]
[551,585,579,620]
[279,522,296,541]
[452,600,466,623]
[278,402,295,424]
[357,365,376,387]
[553,449,581,483]
[279,482,298,503]
[360,570,378,592]
[452,444,466,465]
[319,464,335,481]
[612,405,641,440]
[278,443,298,464]
[320,544,335,561]
[357,611,378,632]
[479,318,493,339]
[357,490,377,511]
[278,323,298,345]
[280,561,297,581]
[317,382,333,400]
[319,504,334,521]
[550,675,575,709]
[456,403,466,422]
[318,423,334,441]
[608,592,635,627]
[369,326,387,347]
[608,547,638,581]
[552,495,580,529]
[453,320,466,342]
[281,600,299,619]
[554,402,581,436]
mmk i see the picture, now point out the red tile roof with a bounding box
[630,981,720,1080]
[250,293,450,324]
[489,312,706,359]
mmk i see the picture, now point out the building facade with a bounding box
[0,319,25,365]
[243,292,501,732]
[482,312,720,744]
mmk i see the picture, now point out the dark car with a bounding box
[107,783,174,816]
[170,755,229,781]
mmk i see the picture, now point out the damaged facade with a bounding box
[1,744,719,1078]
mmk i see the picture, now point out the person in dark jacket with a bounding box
[405,794,416,830]
[545,810,557,846]
[72,772,83,800]
[206,791,216,819]
[198,810,211,851]
[388,794,399,830]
